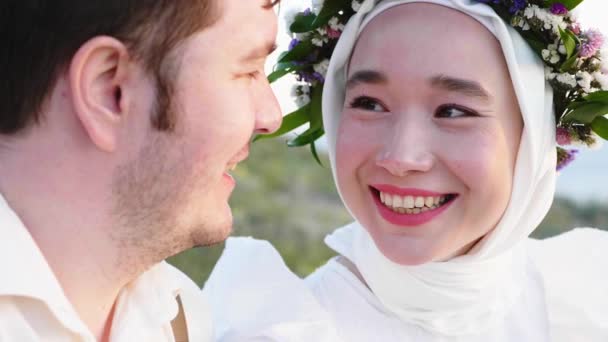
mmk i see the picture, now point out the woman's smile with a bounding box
[370,185,458,226]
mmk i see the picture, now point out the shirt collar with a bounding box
[109,262,182,340]
[0,193,195,340]
[0,193,90,334]
[0,194,74,303]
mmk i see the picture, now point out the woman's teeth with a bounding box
[379,192,448,214]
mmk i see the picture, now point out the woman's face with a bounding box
[336,3,523,265]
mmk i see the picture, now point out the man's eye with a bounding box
[435,104,478,118]
[349,96,386,112]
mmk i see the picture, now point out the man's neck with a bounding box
[0,138,146,340]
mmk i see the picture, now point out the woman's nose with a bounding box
[375,119,435,177]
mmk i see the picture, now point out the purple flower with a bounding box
[509,0,527,13]
[556,127,572,145]
[298,71,325,84]
[556,148,579,171]
[312,72,325,83]
[550,3,568,15]
[569,23,581,35]
[580,29,605,58]
[288,38,300,51]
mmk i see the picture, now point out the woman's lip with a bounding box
[371,189,455,227]
[370,184,448,197]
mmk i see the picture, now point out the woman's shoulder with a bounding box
[526,228,608,339]
[527,227,608,269]
[203,237,341,341]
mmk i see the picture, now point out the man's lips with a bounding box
[225,147,250,172]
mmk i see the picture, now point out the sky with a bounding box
[267,0,608,203]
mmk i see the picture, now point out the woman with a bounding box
[204,0,608,340]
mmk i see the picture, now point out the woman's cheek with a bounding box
[441,132,498,187]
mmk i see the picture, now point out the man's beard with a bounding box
[109,119,228,273]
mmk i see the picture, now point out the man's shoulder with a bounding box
[0,295,80,339]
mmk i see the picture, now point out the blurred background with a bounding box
[169,0,608,286]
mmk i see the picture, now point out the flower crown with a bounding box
[263,0,608,169]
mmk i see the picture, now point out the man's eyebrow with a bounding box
[346,70,389,90]
[430,74,493,101]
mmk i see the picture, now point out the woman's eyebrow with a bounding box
[430,74,493,102]
[346,70,388,90]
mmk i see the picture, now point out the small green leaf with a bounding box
[583,91,608,103]
[290,13,317,33]
[267,64,305,83]
[310,141,324,167]
[311,0,351,29]
[563,102,608,124]
[278,40,314,63]
[309,85,324,130]
[560,52,579,73]
[287,127,324,147]
[568,101,586,110]
[254,104,311,142]
[591,116,608,140]
[559,28,577,60]
[546,0,584,11]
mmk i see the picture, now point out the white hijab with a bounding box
[322,0,557,336]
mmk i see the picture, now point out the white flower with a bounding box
[312,28,329,47]
[328,17,345,31]
[600,49,608,73]
[352,0,363,12]
[576,71,594,92]
[589,132,605,150]
[558,44,567,55]
[556,73,577,88]
[523,5,537,19]
[312,37,324,47]
[524,5,566,35]
[542,48,561,64]
[592,71,608,90]
[545,66,557,80]
[313,59,330,77]
[291,84,311,107]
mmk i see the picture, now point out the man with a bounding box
[0,0,281,340]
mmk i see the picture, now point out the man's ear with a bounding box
[69,36,132,152]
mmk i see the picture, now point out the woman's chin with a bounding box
[373,234,443,266]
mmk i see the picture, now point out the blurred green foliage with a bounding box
[167,138,608,287]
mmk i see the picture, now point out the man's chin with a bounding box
[192,221,233,248]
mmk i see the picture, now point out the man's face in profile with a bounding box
[112,0,281,253]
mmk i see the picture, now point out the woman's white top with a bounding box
[204,227,608,341]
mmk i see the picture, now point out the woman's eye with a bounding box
[435,104,477,118]
[349,96,386,112]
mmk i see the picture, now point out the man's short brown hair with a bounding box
[0,0,221,134]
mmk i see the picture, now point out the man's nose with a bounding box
[253,77,282,135]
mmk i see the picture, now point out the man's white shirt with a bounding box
[0,195,212,342]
